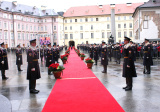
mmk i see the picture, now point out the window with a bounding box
[75,19,77,22]
[65,27,67,30]
[30,26,32,30]
[34,19,36,22]
[26,25,28,30]
[30,34,32,40]
[124,31,127,37]
[41,26,43,31]
[118,24,121,28]
[18,24,20,29]
[38,26,40,31]
[0,32,2,39]
[65,20,67,23]
[45,19,47,22]
[70,19,72,23]
[70,34,73,39]
[11,32,14,39]
[129,23,132,28]
[124,16,126,20]
[70,26,72,30]
[85,18,88,22]
[54,33,57,39]
[34,26,36,31]
[96,18,99,21]
[107,17,110,21]
[80,26,83,30]
[80,19,82,22]
[4,32,8,39]
[107,32,110,38]
[4,23,7,29]
[26,34,29,40]
[0,21,1,28]
[10,24,13,30]
[22,33,24,40]
[118,32,121,38]
[91,33,94,38]
[65,34,68,39]
[22,25,24,30]
[129,16,132,20]
[45,26,47,31]
[118,16,121,20]
[107,24,110,29]
[91,18,93,21]
[18,33,21,39]
[124,23,126,28]
[143,20,148,29]
[102,32,105,38]
[80,33,83,39]
[54,18,56,22]
[91,25,93,30]
[129,31,132,37]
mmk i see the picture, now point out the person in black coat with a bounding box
[46,43,52,75]
[27,39,41,94]
[93,43,99,65]
[101,41,108,73]
[122,37,137,91]
[143,39,153,74]
[0,42,9,80]
[16,44,23,71]
[89,44,94,59]
[107,44,112,61]
[40,46,44,62]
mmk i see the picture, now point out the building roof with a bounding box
[133,0,160,17]
[63,3,143,17]
[0,1,58,17]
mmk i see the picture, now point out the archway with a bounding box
[69,41,75,47]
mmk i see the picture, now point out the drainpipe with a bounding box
[138,8,141,41]
[52,16,54,45]
[12,12,15,47]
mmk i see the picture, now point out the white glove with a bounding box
[49,60,52,62]
[127,65,130,68]
[102,58,104,60]
[1,61,4,64]
[18,58,20,60]
[31,68,35,71]
[147,57,149,59]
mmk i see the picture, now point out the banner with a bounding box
[40,37,50,45]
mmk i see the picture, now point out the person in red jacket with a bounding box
[137,45,141,58]
[157,45,160,58]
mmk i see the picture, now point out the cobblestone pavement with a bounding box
[0,49,160,112]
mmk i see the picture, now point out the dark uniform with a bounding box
[27,39,41,94]
[93,44,99,65]
[40,47,44,62]
[107,45,112,61]
[115,44,121,64]
[36,46,39,59]
[89,46,93,59]
[101,42,108,73]
[46,44,52,75]
[0,42,9,80]
[122,37,137,91]
[16,45,23,71]
[143,40,153,74]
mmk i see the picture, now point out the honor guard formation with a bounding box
[0,37,158,92]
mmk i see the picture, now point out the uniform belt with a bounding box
[3,55,7,57]
[50,54,52,55]
[124,57,128,58]
[33,59,38,61]
[144,51,148,53]
[101,52,104,53]
[116,50,119,51]
[19,54,22,55]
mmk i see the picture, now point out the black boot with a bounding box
[146,65,150,74]
[102,65,107,73]
[18,65,23,71]
[29,80,39,94]
[125,78,132,91]
[1,70,8,80]
[143,66,146,74]
[123,78,128,89]
[48,69,51,75]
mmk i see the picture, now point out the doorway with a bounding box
[69,41,75,47]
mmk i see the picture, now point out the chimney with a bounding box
[152,0,156,3]
[41,5,47,11]
[12,1,17,6]
[99,5,103,8]
[126,3,132,6]
[110,4,115,8]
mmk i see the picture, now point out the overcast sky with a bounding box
[6,0,149,11]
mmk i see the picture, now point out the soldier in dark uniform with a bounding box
[16,44,23,71]
[143,39,153,74]
[108,44,112,61]
[36,45,39,59]
[65,45,67,51]
[130,41,136,61]
[46,43,52,75]
[122,37,137,91]
[89,44,93,59]
[115,43,121,64]
[101,41,108,73]
[27,39,41,94]
[93,43,99,65]
[0,42,9,80]
[40,46,44,62]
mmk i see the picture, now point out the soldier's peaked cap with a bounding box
[17,44,20,47]
[124,37,131,41]
[145,38,149,41]
[0,42,4,45]
[47,43,51,46]
[30,39,36,43]
[102,41,106,44]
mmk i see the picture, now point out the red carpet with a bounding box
[42,49,124,112]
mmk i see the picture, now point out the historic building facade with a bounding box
[133,0,160,43]
[0,1,60,47]
[62,3,143,46]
